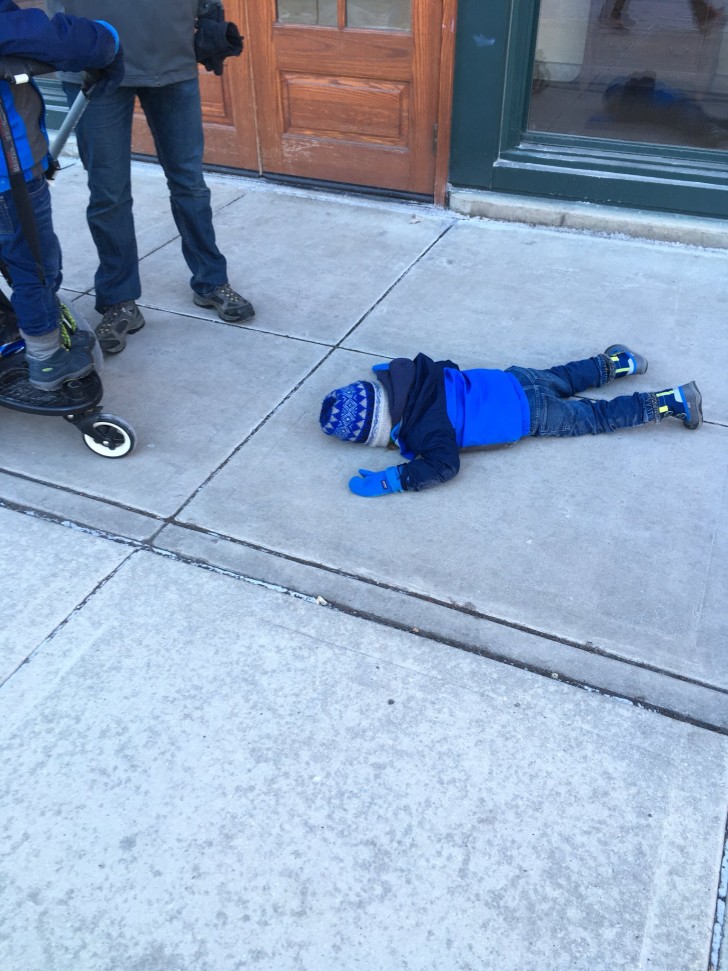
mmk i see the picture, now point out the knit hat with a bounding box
[319,380,392,447]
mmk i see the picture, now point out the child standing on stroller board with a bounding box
[0,1,122,392]
[319,346,702,496]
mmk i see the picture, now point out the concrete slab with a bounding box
[0,297,326,518]
[341,218,728,424]
[50,161,247,295]
[153,522,728,730]
[0,471,160,544]
[137,188,453,344]
[0,549,725,971]
[0,506,130,684]
[179,348,728,693]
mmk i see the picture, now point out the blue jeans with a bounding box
[508,355,658,436]
[64,79,227,312]
[0,177,61,336]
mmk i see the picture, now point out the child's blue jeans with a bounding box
[0,176,61,337]
[507,354,658,436]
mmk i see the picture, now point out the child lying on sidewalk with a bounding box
[319,346,702,497]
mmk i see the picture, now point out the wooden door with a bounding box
[244,0,444,195]
[132,0,456,199]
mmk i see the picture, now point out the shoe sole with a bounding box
[28,360,95,392]
[682,381,703,429]
[193,294,255,323]
[97,317,145,355]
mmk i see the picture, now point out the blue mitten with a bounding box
[84,48,124,98]
[87,23,124,99]
[349,466,403,497]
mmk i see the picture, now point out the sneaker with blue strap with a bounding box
[604,344,648,377]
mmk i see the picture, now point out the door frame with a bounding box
[435,0,459,204]
[449,0,728,219]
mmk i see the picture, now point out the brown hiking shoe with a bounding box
[193,283,255,323]
[95,301,146,355]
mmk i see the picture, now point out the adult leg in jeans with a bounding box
[63,83,140,313]
[137,79,226,296]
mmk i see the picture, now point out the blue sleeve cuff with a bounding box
[94,20,120,52]
[384,466,404,492]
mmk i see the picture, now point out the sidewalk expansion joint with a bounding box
[148,537,728,737]
[313,596,728,737]
[3,493,725,735]
[334,222,456,350]
[0,495,150,549]
[169,353,341,522]
[171,520,728,698]
[148,518,728,734]
[0,467,167,521]
[0,550,138,694]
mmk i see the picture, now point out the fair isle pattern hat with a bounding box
[319,380,392,447]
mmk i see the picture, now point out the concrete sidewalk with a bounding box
[1,158,727,971]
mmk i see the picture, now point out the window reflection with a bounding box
[347,0,411,30]
[528,0,728,149]
[276,0,411,31]
[277,0,337,26]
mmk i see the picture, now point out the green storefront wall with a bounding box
[449,0,728,219]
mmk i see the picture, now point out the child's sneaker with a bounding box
[604,344,648,376]
[655,382,703,429]
[59,303,97,353]
[27,343,95,391]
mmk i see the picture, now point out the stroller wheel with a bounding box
[81,413,136,458]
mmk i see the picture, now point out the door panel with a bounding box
[246,0,443,193]
[282,74,410,144]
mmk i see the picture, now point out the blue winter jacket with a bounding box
[375,353,530,492]
[0,0,117,191]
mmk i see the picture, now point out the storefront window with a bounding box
[277,0,410,30]
[528,0,728,149]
